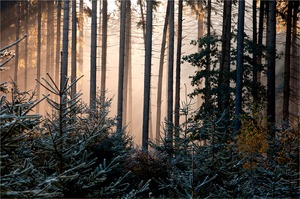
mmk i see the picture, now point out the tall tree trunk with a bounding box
[197,0,204,108]
[155,2,170,145]
[174,0,183,146]
[71,0,77,97]
[117,0,127,133]
[79,0,84,90]
[282,1,293,129]
[46,1,53,81]
[123,0,133,132]
[290,1,299,125]
[252,0,258,105]
[205,0,211,108]
[55,0,62,96]
[266,0,276,137]
[123,0,131,128]
[36,0,42,113]
[24,0,28,91]
[14,1,20,82]
[142,0,153,151]
[167,0,175,153]
[61,0,69,92]
[101,0,108,104]
[234,0,245,132]
[257,0,264,84]
[218,0,232,116]
[90,0,97,112]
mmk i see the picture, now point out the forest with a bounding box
[0,0,299,198]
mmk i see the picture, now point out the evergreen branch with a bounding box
[41,77,59,95]
[0,54,15,68]
[0,34,27,52]
[46,73,60,94]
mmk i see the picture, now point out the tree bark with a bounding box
[167,0,175,153]
[155,2,170,145]
[266,0,276,137]
[71,0,77,97]
[175,0,183,146]
[36,0,42,113]
[90,0,97,112]
[282,1,293,129]
[218,0,232,115]
[290,1,299,125]
[234,0,245,132]
[142,0,153,151]
[55,0,62,96]
[24,0,28,91]
[14,1,20,82]
[101,0,108,104]
[117,0,127,133]
[252,0,258,105]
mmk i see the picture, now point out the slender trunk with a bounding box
[117,0,127,133]
[205,0,211,107]
[267,0,276,137]
[257,0,264,89]
[61,0,69,92]
[14,1,20,82]
[234,0,245,132]
[24,1,28,91]
[252,0,258,105]
[282,1,293,128]
[79,0,84,90]
[156,2,170,145]
[175,0,183,146]
[46,1,52,80]
[55,0,62,96]
[36,0,42,113]
[142,0,153,151]
[71,0,77,97]
[197,0,204,108]
[90,0,97,112]
[218,0,232,115]
[290,2,299,125]
[167,0,175,153]
[101,0,108,103]
[123,0,131,127]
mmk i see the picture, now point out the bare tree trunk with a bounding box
[24,0,28,91]
[61,0,69,92]
[79,0,84,91]
[234,0,245,132]
[175,0,183,147]
[282,1,293,129]
[14,1,20,82]
[36,0,42,113]
[218,0,232,116]
[123,0,131,128]
[55,0,62,97]
[71,0,77,97]
[167,0,175,153]
[46,1,53,80]
[156,2,170,145]
[257,0,264,84]
[266,0,276,137]
[142,0,153,151]
[90,0,97,112]
[290,2,299,126]
[252,0,258,105]
[197,0,204,108]
[101,0,108,104]
[117,0,127,133]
